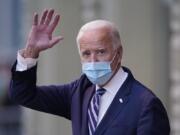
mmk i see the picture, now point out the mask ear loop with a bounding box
[110,47,121,69]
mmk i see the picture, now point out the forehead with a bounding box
[79,27,113,48]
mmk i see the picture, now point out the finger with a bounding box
[45,9,54,25]
[40,9,48,24]
[49,36,64,48]
[47,14,60,34]
[33,13,38,25]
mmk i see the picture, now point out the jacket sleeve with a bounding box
[137,97,170,135]
[9,61,78,120]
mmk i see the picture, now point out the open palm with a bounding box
[26,9,63,54]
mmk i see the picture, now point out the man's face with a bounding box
[78,27,122,71]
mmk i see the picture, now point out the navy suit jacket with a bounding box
[9,62,170,135]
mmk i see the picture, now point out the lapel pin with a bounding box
[119,98,123,103]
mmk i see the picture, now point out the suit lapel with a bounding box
[81,85,95,135]
[94,72,133,135]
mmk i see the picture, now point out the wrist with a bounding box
[21,46,39,58]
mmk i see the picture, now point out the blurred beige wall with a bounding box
[21,0,170,135]
[22,0,81,135]
[100,0,169,107]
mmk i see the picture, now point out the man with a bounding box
[9,9,170,135]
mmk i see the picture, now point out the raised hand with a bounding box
[22,9,63,58]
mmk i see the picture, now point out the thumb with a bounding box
[49,36,64,48]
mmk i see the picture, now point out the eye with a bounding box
[96,49,107,55]
[81,50,91,57]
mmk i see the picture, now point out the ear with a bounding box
[117,45,123,60]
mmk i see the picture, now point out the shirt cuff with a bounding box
[16,50,38,71]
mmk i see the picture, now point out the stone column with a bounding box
[169,1,180,134]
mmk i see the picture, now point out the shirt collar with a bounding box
[96,67,128,96]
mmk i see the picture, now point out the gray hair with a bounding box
[76,20,121,52]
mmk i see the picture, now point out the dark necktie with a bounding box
[88,88,106,135]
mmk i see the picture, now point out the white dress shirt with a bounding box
[16,51,38,71]
[96,67,128,125]
[16,51,128,126]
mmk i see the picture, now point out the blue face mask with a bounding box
[82,53,118,85]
